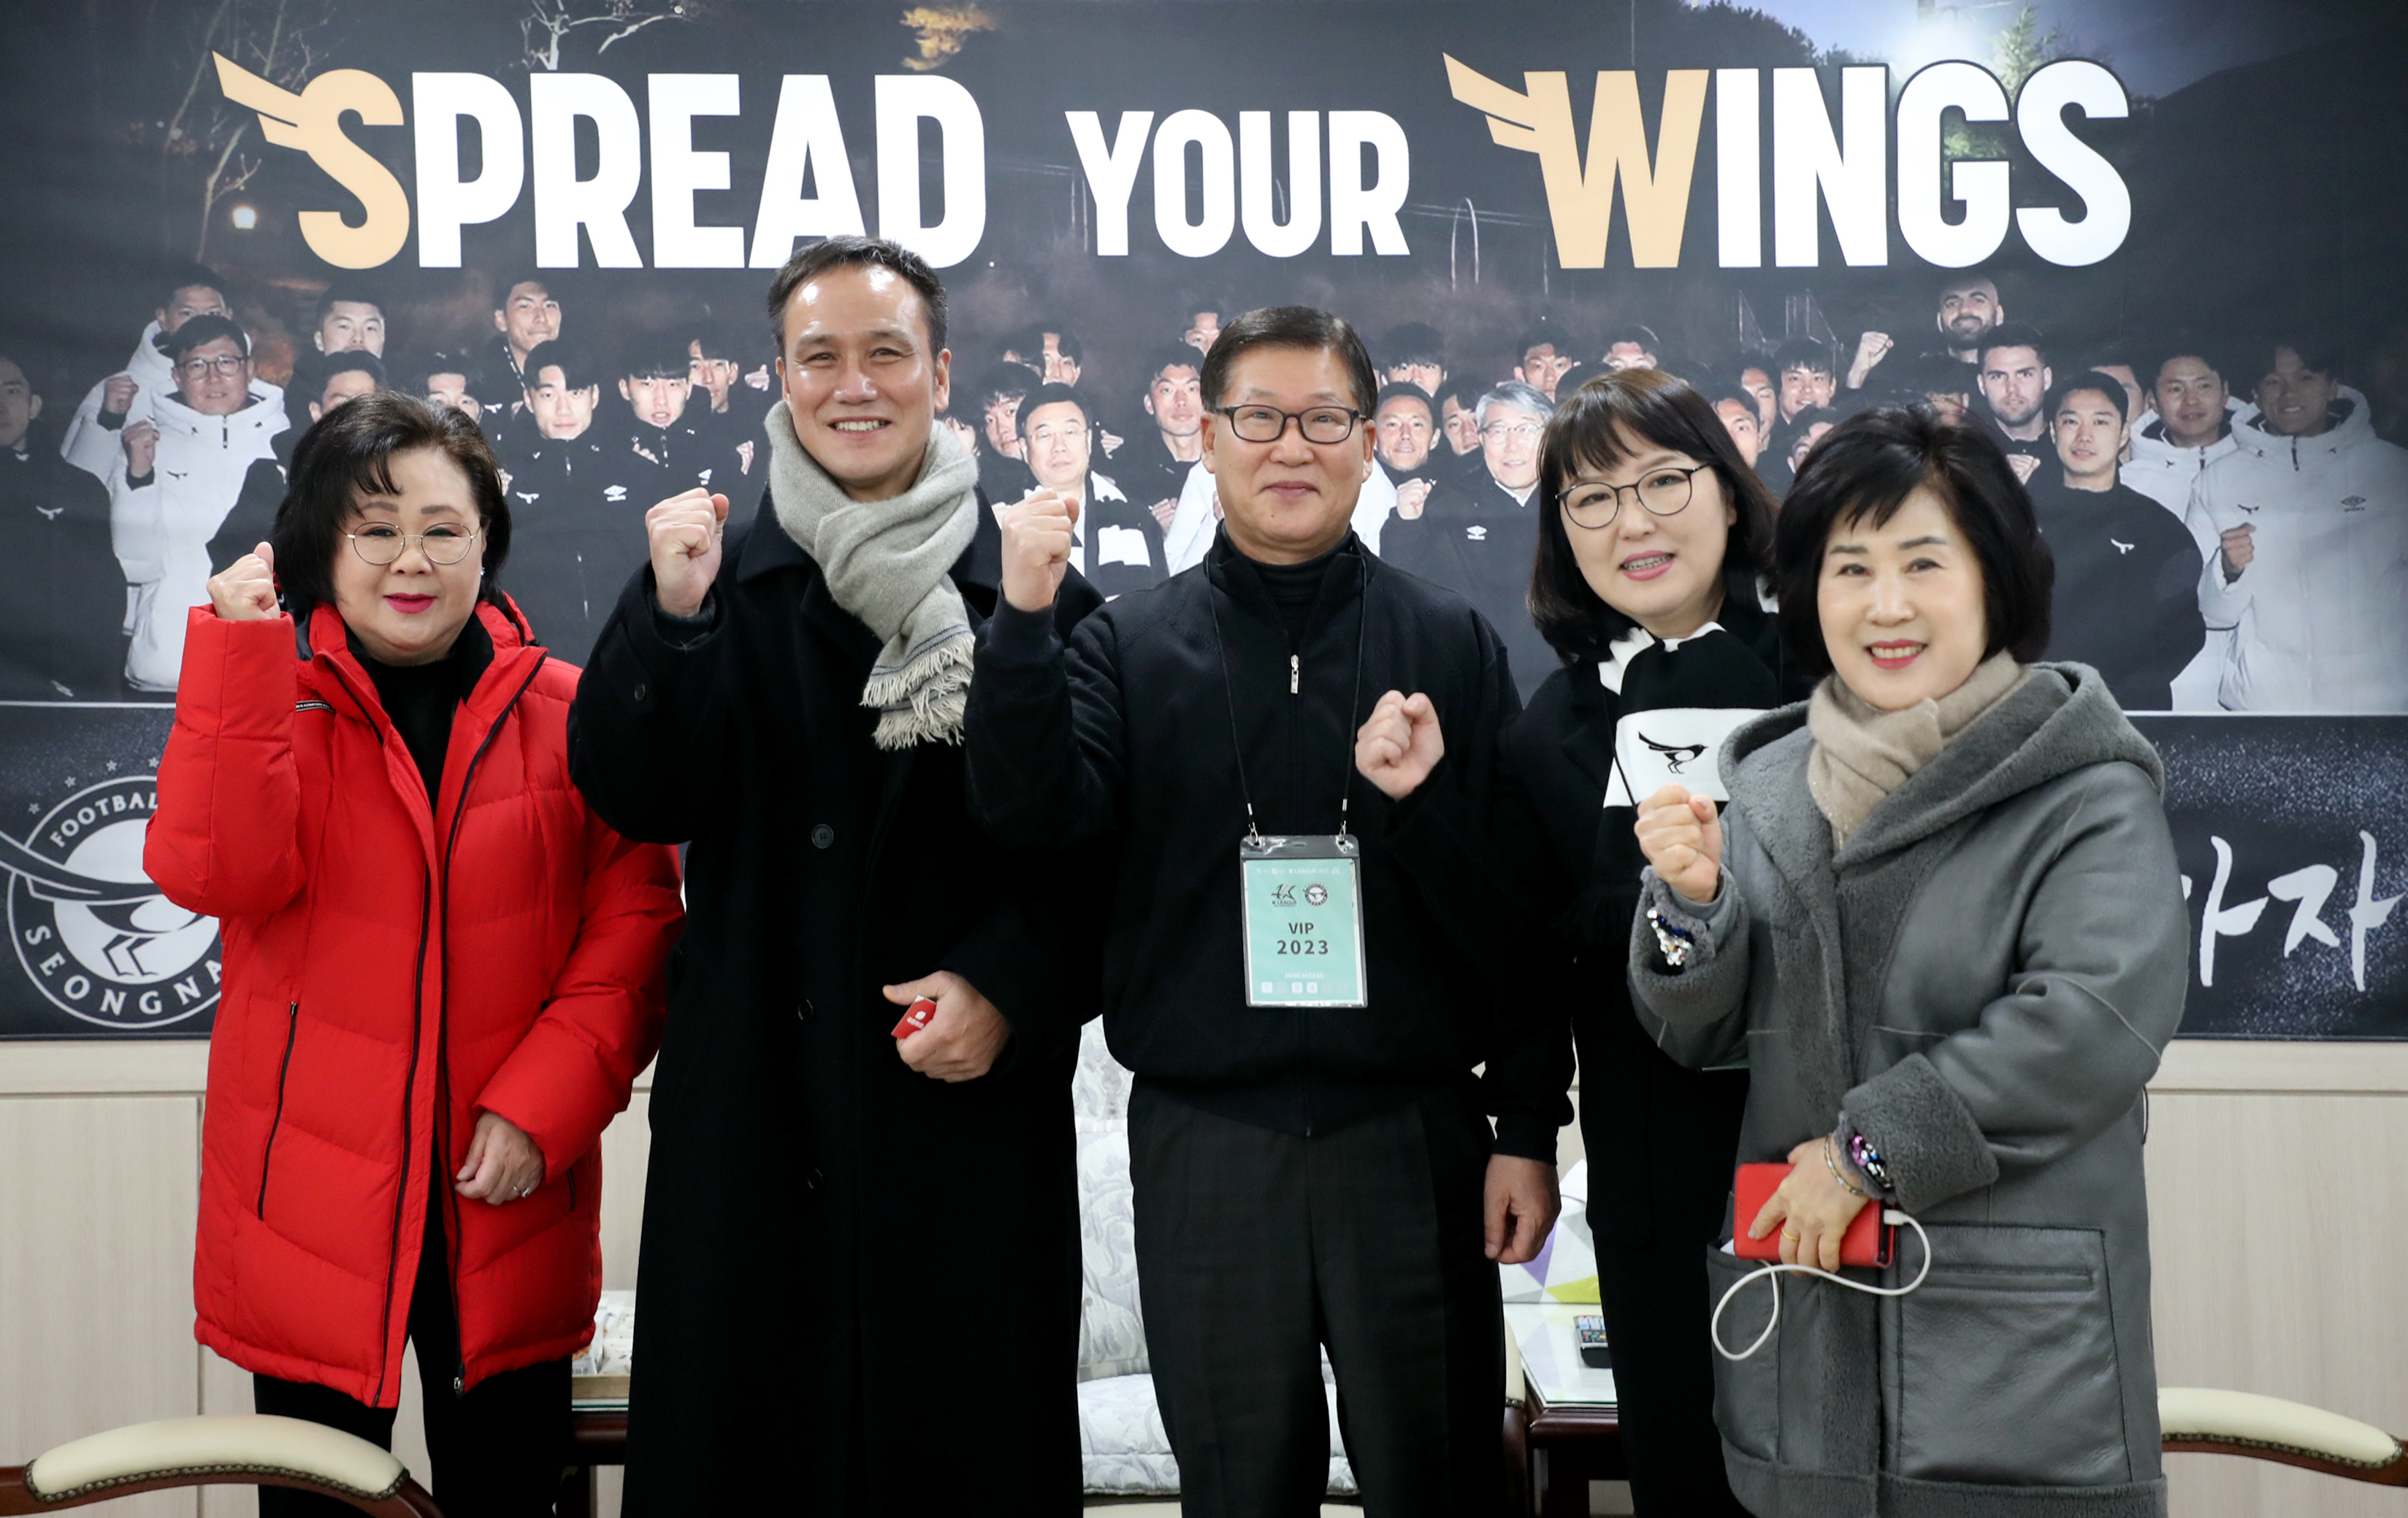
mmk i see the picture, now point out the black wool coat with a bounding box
[567,490,1101,1517]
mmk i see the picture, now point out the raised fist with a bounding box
[1635,783,1723,906]
[2218,523,2255,581]
[1395,478,1433,521]
[102,374,138,417]
[647,488,730,619]
[122,419,159,480]
[207,541,279,622]
[1000,489,1079,614]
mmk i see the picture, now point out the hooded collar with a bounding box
[1720,662,2163,880]
[2231,384,2377,463]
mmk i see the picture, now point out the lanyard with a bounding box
[1204,547,1371,848]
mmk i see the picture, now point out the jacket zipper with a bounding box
[436,653,551,1398]
[1289,652,1300,695]
[256,1001,300,1216]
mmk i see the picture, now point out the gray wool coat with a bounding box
[1629,663,2187,1518]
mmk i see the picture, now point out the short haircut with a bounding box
[2075,342,2136,376]
[496,273,551,308]
[271,392,511,615]
[1978,321,2050,370]
[765,235,947,354]
[1730,350,1776,383]
[1020,381,1091,429]
[163,314,249,362]
[1475,380,1553,430]
[1937,272,1999,302]
[401,349,484,394]
[1516,326,1567,360]
[2235,330,2346,384]
[1043,327,1083,364]
[1702,383,1764,422]
[2045,370,2132,425]
[616,329,692,381]
[1198,306,1379,416]
[2145,336,2227,389]
[316,350,386,396]
[1602,322,1662,356]
[314,283,383,323]
[1878,352,1976,403]
[1142,345,1203,387]
[1373,381,1434,421]
[1771,405,2053,678]
[686,319,752,365]
[1530,369,1780,665]
[155,263,226,311]
[1773,337,1834,379]
[1784,405,1840,446]
[1379,322,1446,370]
[1435,377,1483,414]
[973,362,1039,408]
[520,340,599,393]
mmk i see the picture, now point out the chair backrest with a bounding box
[0,1415,441,1515]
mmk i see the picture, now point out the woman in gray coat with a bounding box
[1628,405,2187,1518]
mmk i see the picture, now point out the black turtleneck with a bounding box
[1249,538,1348,647]
[351,617,488,811]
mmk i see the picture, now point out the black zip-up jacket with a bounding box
[2030,478,2206,712]
[966,527,1573,1159]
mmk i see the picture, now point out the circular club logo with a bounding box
[6,777,221,1030]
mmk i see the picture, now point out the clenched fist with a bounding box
[1635,783,1722,905]
[1000,489,1079,614]
[123,419,159,480]
[1395,478,1433,521]
[207,541,279,622]
[1354,690,1445,801]
[2218,523,2255,581]
[102,374,138,417]
[647,488,730,619]
[883,971,1011,1083]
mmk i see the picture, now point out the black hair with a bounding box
[1373,380,1435,421]
[1529,369,1779,665]
[2044,370,2132,426]
[687,319,750,365]
[519,340,599,394]
[1602,322,1662,359]
[496,273,551,309]
[1435,376,1483,415]
[1783,405,1841,462]
[1515,325,1567,361]
[2074,341,2136,377]
[1198,306,1378,416]
[155,263,226,313]
[2233,330,2347,384]
[974,362,1039,408]
[314,283,383,324]
[765,235,947,354]
[1020,381,1092,429]
[1878,352,1976,404]
[616,328,692,381]
[1379,322,1446,370]
[1729,350,1776,384]
[1773,337,1834,379]
[1142,345,1203,388]
[270,392,511,616]
[400,349,485,394]
[2144,335,2228,391]
[1977,320,2050,370]
[1702,384,1764,424]
[163,314,249,362]
[1043,327,1082,365]
[1771,405,2053,679]
[314,350,386,397]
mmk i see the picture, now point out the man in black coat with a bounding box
[0,354,123,698]
[968,307,1570,1517]
[567,237,1098,1517]
[2029,370,2206,710]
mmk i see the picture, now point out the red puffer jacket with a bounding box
[148,598,681,1408]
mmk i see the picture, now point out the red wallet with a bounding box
[1732,1162,1895,1267]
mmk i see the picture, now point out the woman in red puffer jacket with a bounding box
[146,392,681,1518]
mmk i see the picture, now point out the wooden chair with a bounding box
[2160,1387,2408,1486]
[0,1416,440,1515]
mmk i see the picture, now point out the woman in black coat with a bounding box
[1497,371,1800,1517]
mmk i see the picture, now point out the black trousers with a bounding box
[1128,1082,1504,1518]
[252,1182,568,1518]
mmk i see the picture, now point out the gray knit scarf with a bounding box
[763,400,981,749]
[1805,651,2028,847]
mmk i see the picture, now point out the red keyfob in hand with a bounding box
[891,997,939,1039]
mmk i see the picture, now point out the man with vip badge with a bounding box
[967,306,1571,1517]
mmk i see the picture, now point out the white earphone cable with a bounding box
[1711,1210,1933,1362]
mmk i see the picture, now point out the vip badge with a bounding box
[5,777,221,1030]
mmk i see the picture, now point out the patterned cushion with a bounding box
[1077,1022,1149,1381]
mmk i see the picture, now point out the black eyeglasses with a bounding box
[1559,464,1709,530]
[1212,405,1365,445]
[347,524,481,566]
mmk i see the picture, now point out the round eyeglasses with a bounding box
[347,524,481,566]
[1559,464,1710,530]
[1213,405,1365,445]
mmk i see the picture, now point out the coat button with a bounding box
[632,681,649,702]
[795,998,814,1023]
[810,823,836,849]
[804,1168,825,1191]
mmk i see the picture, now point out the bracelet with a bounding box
[1849,1132,1892,1194]
[1822,1136,1869,1199]
[1645,907,1695,969]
